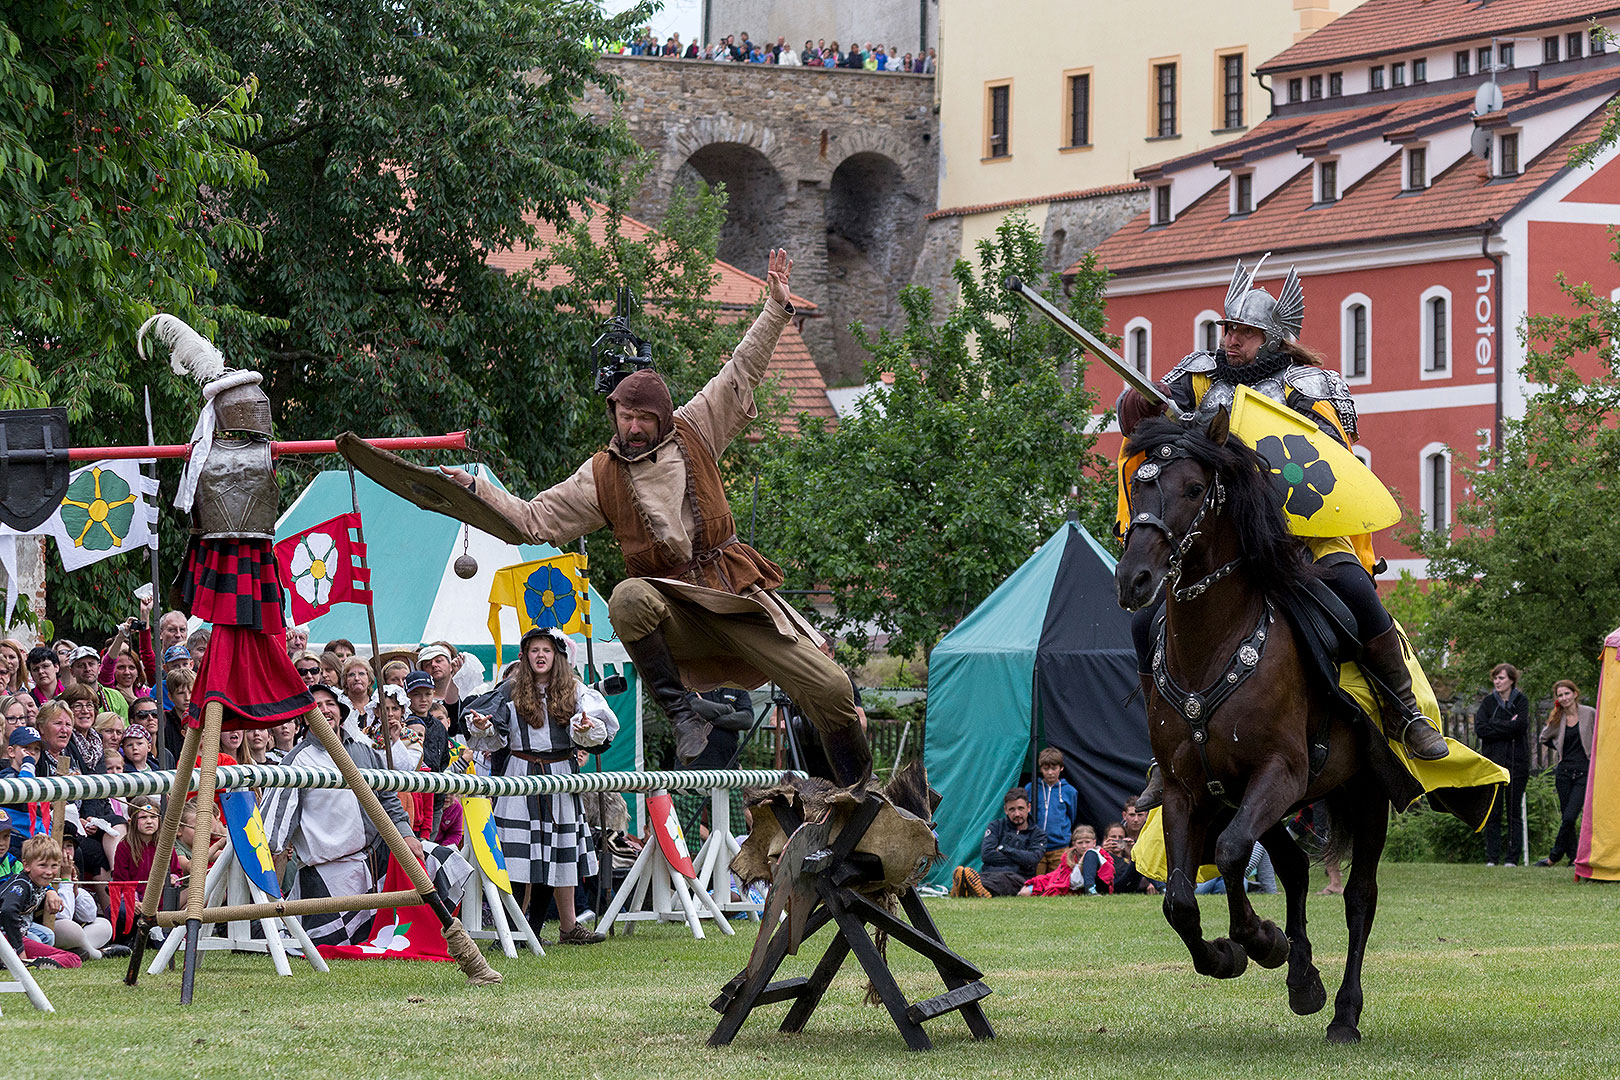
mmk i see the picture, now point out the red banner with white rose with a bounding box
[273,512,372,624]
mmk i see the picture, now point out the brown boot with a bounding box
[622,628,730,763]
[1136,760,1164,813]
[1361,625,1449,761]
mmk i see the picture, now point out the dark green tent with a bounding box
[924,522,1151,884]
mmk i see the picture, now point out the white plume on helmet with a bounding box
[137,313,263,513]
[138,313,227,383]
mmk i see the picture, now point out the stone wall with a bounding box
[583,55,939,385]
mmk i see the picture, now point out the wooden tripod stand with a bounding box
[709,794,995,1051]
[123,701,499,1002]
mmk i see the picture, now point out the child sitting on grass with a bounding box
[0,835,81,968]
[1018,825,1111,896]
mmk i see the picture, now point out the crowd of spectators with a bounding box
[948,752,1158,900]
[606,30,936,74]
[1,606,635,972]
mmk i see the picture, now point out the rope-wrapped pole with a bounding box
[1,767,799,804]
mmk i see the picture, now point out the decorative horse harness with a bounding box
[1127,441,1277,805]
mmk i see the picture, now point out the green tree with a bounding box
[1407,273,1620,704]
[751,213,1111,661]
[2,0,265,635]
[182,0,657,500]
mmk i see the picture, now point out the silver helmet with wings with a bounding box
[1221,253,1303,349]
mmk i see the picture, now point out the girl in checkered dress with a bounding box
[463,627,617,944]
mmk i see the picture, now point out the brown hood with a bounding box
[606,369,674,459]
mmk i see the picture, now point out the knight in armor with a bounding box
[440,250,872,786]
[139,315,314,733]
[1119,257,1449,810]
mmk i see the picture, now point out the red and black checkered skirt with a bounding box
[179,537,287,635]
[190,625,314,730]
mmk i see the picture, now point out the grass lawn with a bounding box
[8,863,1618,1079]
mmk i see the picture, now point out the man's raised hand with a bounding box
[439,466,475,490]
[766,248,793,309]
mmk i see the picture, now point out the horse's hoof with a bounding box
[1326,1022,1362,1044]
[1288,971,1327,1016]
[1252,923,1289,969]
[1205,938,1249,979]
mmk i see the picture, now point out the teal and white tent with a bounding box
[924,522,1149,886]
[275,465,641,772]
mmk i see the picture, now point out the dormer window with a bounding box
[1391,61,1406,87]
[1316,159,1339,203]
[1413,57,1427,83]
[1544,36,1560,64]
[1288,77,1303,103]
[1455,50,1470,76]
[1369,65,1386,91]
[1477,46,1491,72]
[1498,42,1515,69]
[1153,184,1172,225]
[1498,131,1520,176]
[1328,71,1343,96]
[1406,146,1428,190]
[1232,172,1254,214]
[1309,74,1323,100]
[1568,31,1584,59]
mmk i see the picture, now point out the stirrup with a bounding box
[1398,713,1449,761]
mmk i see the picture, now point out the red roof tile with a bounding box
[1260,0,1620,73]
[925,182,1147,221]
[1086,88,1614,276]
[484,200,832,428]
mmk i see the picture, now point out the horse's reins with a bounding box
[1128,440,1273,806]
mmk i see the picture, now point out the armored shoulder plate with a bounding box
[1162,351,1218,385]
[193,438,278,540]
[1283,365,1358,440]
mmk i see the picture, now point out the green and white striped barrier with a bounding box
[0,766,799,805]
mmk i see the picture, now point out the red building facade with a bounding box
[1083,0,1620,579]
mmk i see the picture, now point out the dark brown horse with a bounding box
[1115,410,1388,1044]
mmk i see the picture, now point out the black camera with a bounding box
[592,285,654,395]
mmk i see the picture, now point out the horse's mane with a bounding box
[1125,415,1316,598]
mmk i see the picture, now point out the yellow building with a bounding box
[926,0,1366,274]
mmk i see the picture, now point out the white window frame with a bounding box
[1339,292,1373,386]
[1152,183,1173,225]
[1496,128,1522,177]
[1124,316,1153,378]
[1419,442,1452,532]
[1405,144,1430,191]
[1230,171,1254,215]
[1315,157,1340,204]
[1419,285,1453,380]
[1192,309,1221,354]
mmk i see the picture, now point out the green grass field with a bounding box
[8,863,1618,1080]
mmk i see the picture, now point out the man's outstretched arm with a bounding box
[438,458,607,547]
[680,248,796,454]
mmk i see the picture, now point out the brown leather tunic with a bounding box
[592,418,784,596]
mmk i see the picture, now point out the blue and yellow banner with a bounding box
[487,553,588,666]
[221,790,282,898]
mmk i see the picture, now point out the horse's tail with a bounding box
[1319,793,1354,871]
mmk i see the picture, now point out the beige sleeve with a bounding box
[677,297,792,455]
[475,458,606,546]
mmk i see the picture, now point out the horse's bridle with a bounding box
[1125,442,1232,602]
[1128,439,1268,806]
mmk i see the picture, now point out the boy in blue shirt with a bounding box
[1027,748,1079,875]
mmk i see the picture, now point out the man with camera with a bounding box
[440,250,872,785]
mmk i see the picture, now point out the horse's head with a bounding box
[1115,410,1232,611]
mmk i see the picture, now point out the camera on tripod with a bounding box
[592,285,654,395]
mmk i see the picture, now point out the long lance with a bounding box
[143,387,169,794]
[41,433,470,462]
[1002,275,1191,421]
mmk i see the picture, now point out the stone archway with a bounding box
[673,141,790,269]
[823,150,922,382]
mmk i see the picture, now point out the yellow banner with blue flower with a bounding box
[487,553,587,667]
[1227,385,1400,538]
